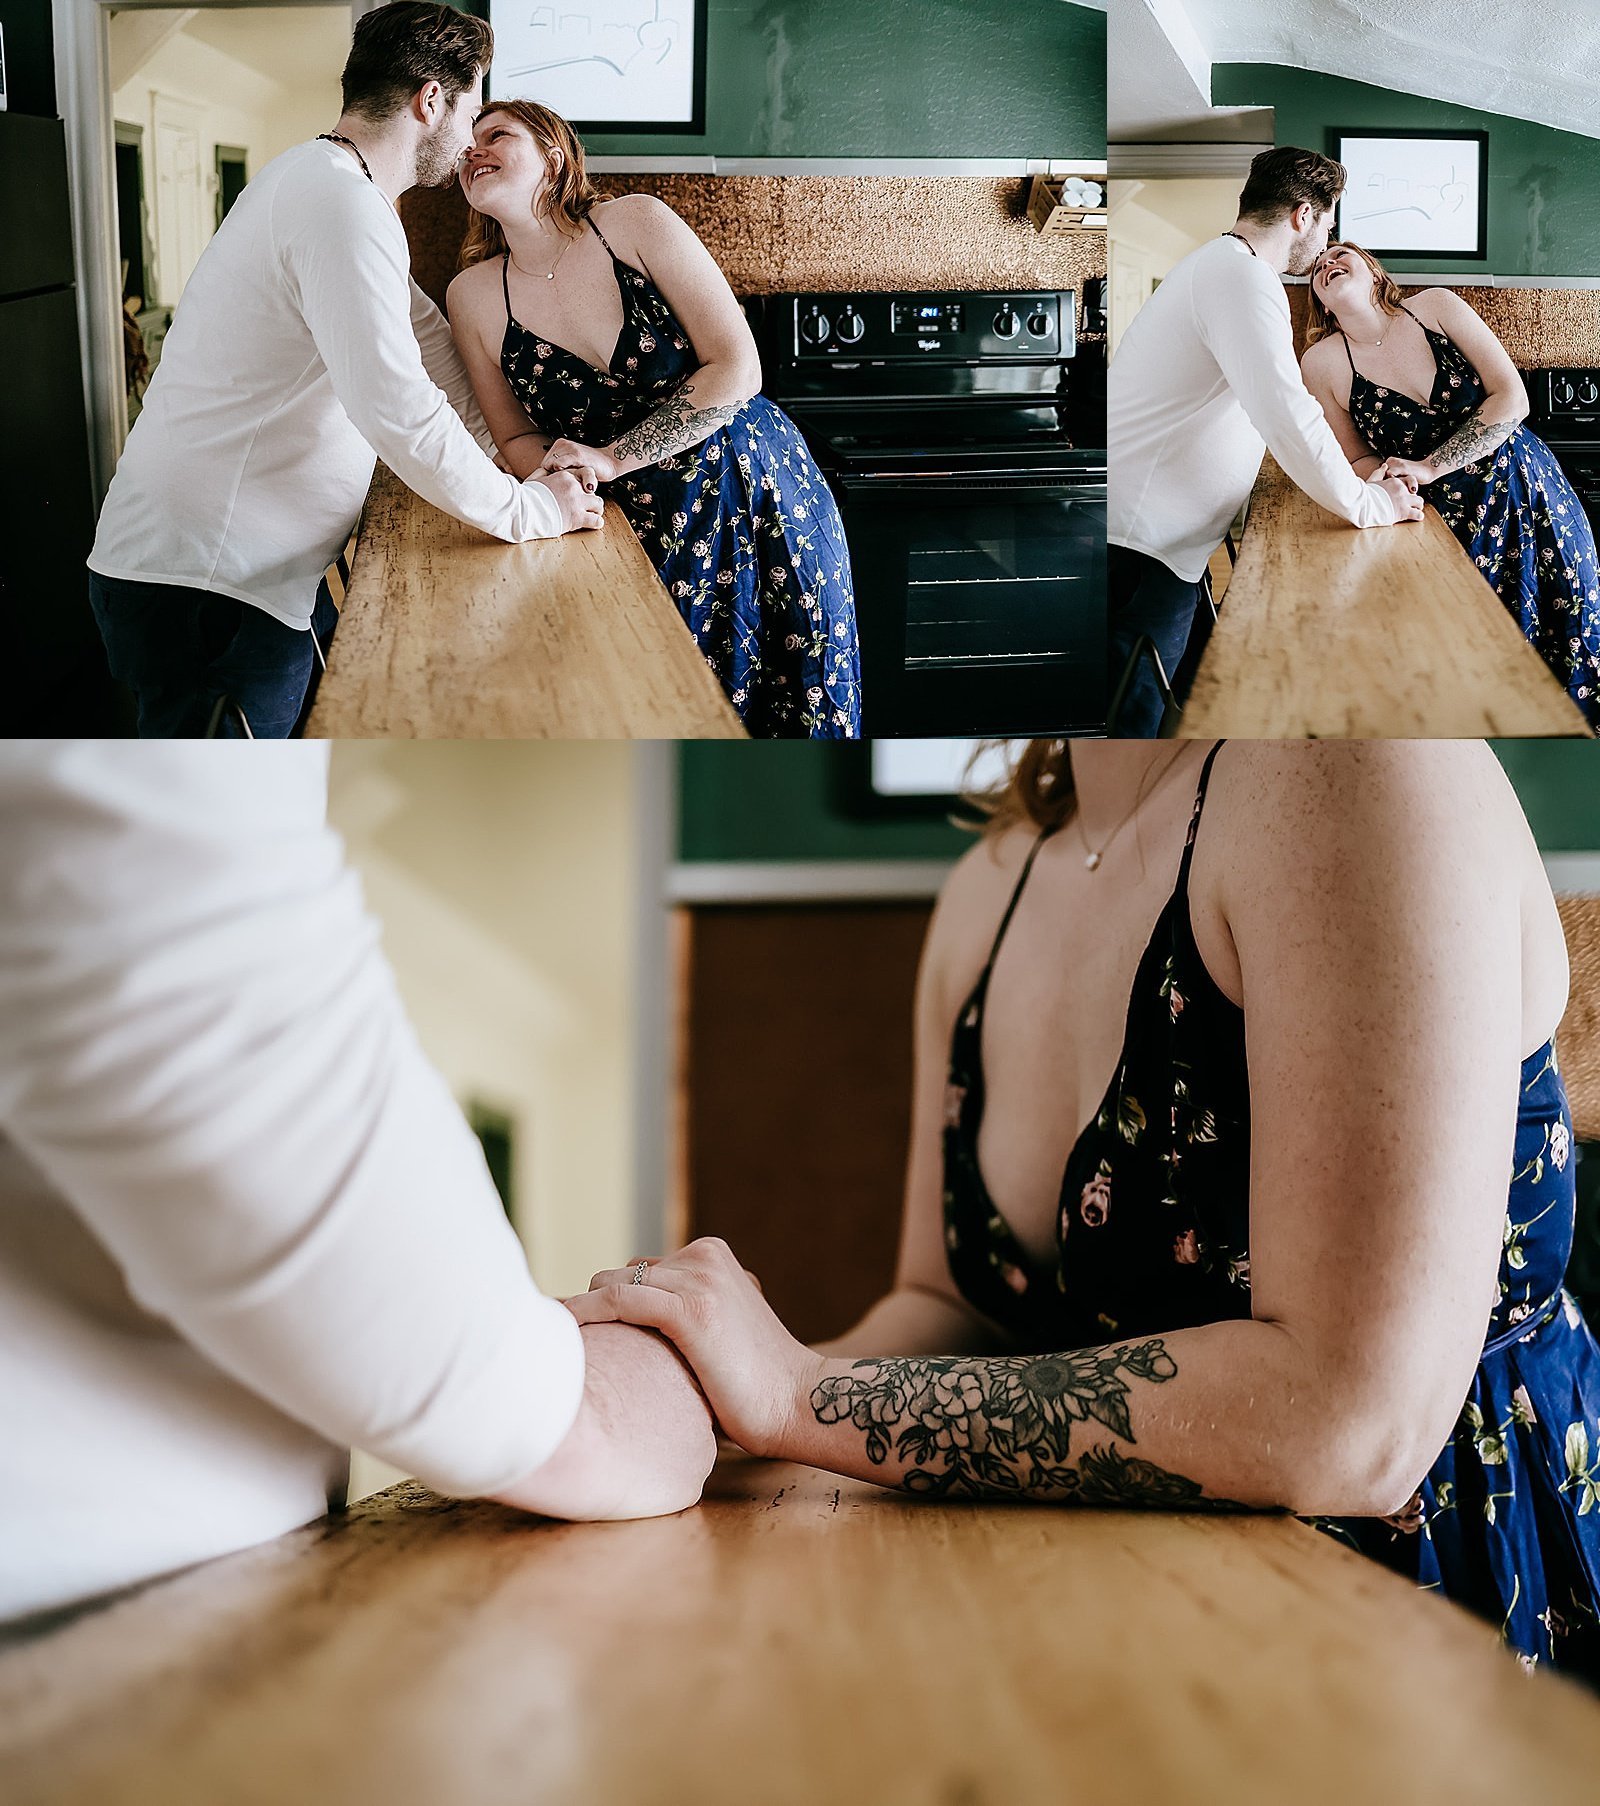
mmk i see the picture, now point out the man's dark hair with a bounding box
[340,2,494,122]
[1237,146,1346,225]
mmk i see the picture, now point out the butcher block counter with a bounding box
[5,1458,1600,1806]
[304,466,744,739]
[1180,456,1593,739]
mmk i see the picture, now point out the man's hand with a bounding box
[527,467,604,533]
[1375,473,1426,521]
[488,1322,717,1521]
[1377,456,1435,492]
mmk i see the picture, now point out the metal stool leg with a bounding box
[1107,633,1179,738]
[203,695,254,739]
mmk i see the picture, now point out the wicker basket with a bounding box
[1028,173,1105,237]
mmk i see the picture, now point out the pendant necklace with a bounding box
[511,233,575,282]
[1071,750,1191,872]
[318,132,373,183]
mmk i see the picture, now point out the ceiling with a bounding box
[178,5,352,95]
[1112,0,1600,143]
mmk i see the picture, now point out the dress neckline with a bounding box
[958,746,1232,1277]
[500,223,634,380]
[1342,307,1455,414]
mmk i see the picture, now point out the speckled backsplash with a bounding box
[1287,285,1600,366]
[401,177,1105,323]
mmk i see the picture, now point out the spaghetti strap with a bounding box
[981,828,1057,975]
[586,214,616,258]
[1339,330,1357,376]
[1176,741,1227,891]
[500,253,513,325]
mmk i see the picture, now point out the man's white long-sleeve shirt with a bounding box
[89,141,561,628]
[0,744,584,1622]
[1109,234,1401,582]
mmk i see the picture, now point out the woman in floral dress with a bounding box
[1302,241,1600,732]
[447,100,859,738]
[569,739,1600,1686]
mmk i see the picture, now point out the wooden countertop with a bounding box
[304,466,744,739]
[5,1457,1600,1804]
[1181,457,1593,739]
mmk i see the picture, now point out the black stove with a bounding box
[752,287,1106,738]
[1527,367,1600,532]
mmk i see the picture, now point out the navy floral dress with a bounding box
[1342,307,1600,732]
[943,744,1600,1682]
[497,223,860,738]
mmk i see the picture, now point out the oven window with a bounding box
[840,482,1107,736]
[903,497,1104,670]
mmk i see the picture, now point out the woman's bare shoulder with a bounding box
[445,256,501,320]
[1408,287,1472,328]
[1300,334,1343,372]
[1300,335,1350,404]
[591,191,679,246]
[1202,741,1532,907]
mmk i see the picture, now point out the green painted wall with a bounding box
[679,744,1600,864]
[1493,744,1600,853]
[485,0,1104,160]
[678,745,971,863]
[1210,64,1600,277]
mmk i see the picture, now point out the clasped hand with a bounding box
[539,437,621,485]
[564,1237,824,1459]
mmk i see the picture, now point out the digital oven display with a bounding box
[892,302,964,335]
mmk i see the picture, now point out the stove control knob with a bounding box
[1580,377,1600,408]
[836,308,866,345]
[993,305,1020,339]
[799,309,832,347]
[1554,375,1578,408]
[1027,309,1053,338]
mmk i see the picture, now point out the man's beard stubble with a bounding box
[1283,229,1323,278]
[415,118,466,189]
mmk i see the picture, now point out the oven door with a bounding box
[1544,442,1600,538]
[835,470,1106,737]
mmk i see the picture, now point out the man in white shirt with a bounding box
[87,4,601,738]
[1107,146,1425,735]
[0,742,716,1627]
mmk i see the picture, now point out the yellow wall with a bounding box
[327,743,649,1497]
[1108,178,1242,351]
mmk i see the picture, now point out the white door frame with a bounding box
[53,0,357,498]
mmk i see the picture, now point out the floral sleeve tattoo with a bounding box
[1424,404,1520,476]
[611,378,742,468]
[809,1342,1250,1508]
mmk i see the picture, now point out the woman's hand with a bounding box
[565,1238,824,1459]
[538,438,620,485]
[1377,455,1434,490]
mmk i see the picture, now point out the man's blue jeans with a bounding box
[1107,546,1207,737]
[87,573,339,738]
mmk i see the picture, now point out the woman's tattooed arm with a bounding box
[808,1343,1254,1508]
[608,377,744,473]
[1422,403,1524,480]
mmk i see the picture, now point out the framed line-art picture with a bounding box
[488,0,709,134]
[1331,129,1489,260]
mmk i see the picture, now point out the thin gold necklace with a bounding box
[509,231,575,282]
[1070,749,1190,872]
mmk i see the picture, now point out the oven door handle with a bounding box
[836,471,1106,496]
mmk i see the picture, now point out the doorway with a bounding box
[215,143,249,228]
[81,1,351,482]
